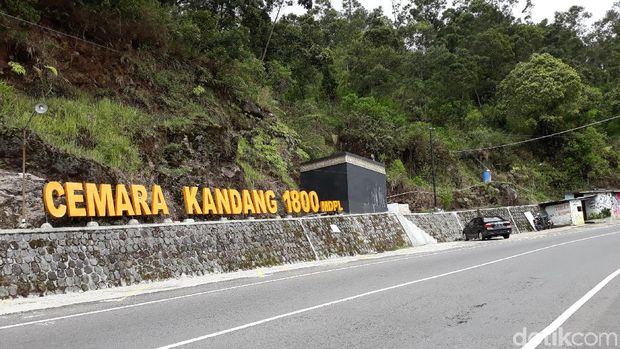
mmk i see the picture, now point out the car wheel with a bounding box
[503,234,510,239]
[478,232,483,241]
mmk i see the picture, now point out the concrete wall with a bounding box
[345,163,388,214]
[403,205,541,242]
[570,200,585,225]
[0,213,409,299]
[544,202,572,226]
[544,200,584,226]
[584,193,620,219]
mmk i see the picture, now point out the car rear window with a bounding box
[483,217,504,222]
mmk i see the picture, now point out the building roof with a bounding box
[300,152,386,174]
[540,195,597,207]
[571,189,620,195]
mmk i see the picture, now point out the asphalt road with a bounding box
[1,223,619,348]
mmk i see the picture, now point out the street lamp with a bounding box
[21,103,48,226]
[429,127,437,209]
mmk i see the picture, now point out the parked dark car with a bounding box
[463,216,512,241]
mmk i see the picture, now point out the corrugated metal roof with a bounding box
[571,189,620,195]
[540,195,597,206]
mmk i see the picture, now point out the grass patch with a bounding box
[236,129,297,188]
[0,80,146,172]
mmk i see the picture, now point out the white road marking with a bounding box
[521,268,620,349]
[21,314,45,319]
[155,231,620,349]
[0,245,478,330]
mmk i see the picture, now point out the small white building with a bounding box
[567,190,620,220]
[540,198,587,226]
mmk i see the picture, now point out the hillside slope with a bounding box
[1,1,619,227]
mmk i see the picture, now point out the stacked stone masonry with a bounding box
[403,213,462,243]
[404,205,541,242]
[0,213,409,299]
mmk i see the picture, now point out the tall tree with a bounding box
[498,53,585,135]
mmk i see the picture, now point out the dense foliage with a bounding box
[1,0,619,208]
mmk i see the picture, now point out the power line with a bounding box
[387,183,493,199]
[387,189,434,199]
[452,115,620,154]
[0,11,121,53]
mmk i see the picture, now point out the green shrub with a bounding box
[236,138,266,188]
[1,0,40,21]
[192,85,206,96]
[8,62,26,76]
[236,129,297,188]
[387,159,411,188]
[439,188,453,210]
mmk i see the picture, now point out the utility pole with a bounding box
[429,127,437,209]
[21,103,48,226]
[260,0,284,62]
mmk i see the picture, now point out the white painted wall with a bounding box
[545,200,585,226]
[585,193,613,218]
[545,202,571,226]
[583,192,620,219]
[544,202,580,226]
[570,200,585,225]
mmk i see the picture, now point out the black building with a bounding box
[300,152,387,214]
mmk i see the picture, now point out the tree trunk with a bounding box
[261,1,284,62]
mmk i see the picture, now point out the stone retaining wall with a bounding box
[0,205,546,299]
[506,205,541,233]
[0,213,409,299]
[404,205,541,242]
[403,213,462,243]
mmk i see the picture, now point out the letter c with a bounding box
[43,182,67,218]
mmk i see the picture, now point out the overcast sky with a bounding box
[284,0,617,24]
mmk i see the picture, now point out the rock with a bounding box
[0,170,46,229]
[241,100,272,119]
[40,223,53,230]
[47,271,58,281]
[220,164,240,179]
[30,262,40,273]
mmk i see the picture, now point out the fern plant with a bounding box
[8,61,26,75]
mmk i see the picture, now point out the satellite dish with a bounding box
[34,103,48,114]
